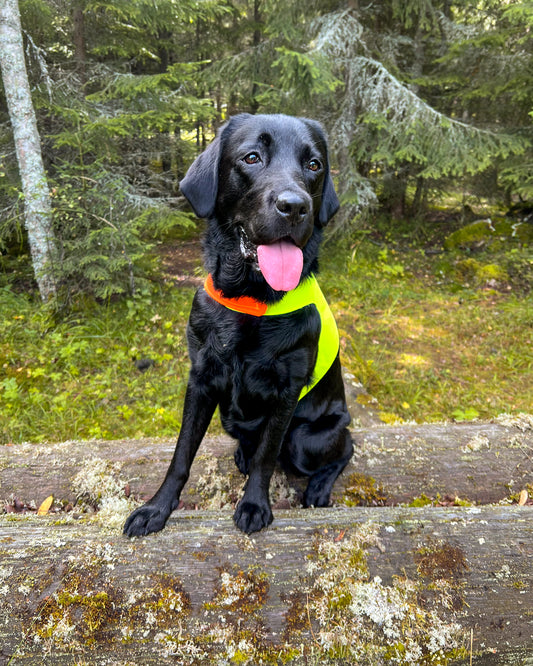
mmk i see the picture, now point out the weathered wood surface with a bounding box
[0,506,532,665]
[1,420,531,508]
[1,420,532,664]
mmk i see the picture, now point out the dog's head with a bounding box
[180,114,339,296]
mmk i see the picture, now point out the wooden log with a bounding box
[1,421,531,509]
[0,505,531,665]
[350,420,533,505]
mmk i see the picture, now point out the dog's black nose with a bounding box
[275,191,309,223]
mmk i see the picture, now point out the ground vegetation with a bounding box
[0,0,531,441]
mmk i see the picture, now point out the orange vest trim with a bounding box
[204,273,268,316]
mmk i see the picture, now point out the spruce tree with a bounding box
[1,0,223,300]
[311,1,531,224]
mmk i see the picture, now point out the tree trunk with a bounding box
[1,422,531,509]
[1,421,532,663]
[381,170,407,219]
[72,0,86,83]
[0,506,531,664]
[250,0,261,113]
[0,0,57,300]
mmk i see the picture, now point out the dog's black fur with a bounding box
[124,114,353,536]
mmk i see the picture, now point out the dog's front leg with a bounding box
[233,397,297,535]
[123,381,217,537]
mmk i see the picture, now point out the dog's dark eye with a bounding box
[243,153,261,165]
[307,159,322,172]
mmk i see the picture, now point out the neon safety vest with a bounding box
[204,273,339,401]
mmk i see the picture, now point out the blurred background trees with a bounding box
[1,0,531,301]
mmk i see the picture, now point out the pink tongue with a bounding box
[257,240,303,292]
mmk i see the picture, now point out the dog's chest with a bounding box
[190,304,320,409]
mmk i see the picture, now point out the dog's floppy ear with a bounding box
[318,172,340,227]
[303,118,340,227]
[180,135,222,219]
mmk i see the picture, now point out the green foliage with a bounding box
[1,218,531,443]
[452,407,480,422]
[444,218,533,251]
[0,283,193,444]
[2,0,214,303]
[50,164,199,301]
[84,0,228,63]
[50,169,145,300]
[322,215,533,424]
[312,4,532,225]
[391,0,439,31]
[2,0,532,303]
[272,48,341,103]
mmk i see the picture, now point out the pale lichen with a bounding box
[303,524,467,664]
[71,457,141,529]
[269,469,299,507]
[496,413,533,432]
[3,513,473,664]
[194,456,235,509]
[462,433,490,453]
[206,567,269,613]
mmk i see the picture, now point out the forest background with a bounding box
[0,0,532,444]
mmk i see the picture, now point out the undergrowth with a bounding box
[323,214,532,424]
[0,212,531,444]
[0,286,192,444]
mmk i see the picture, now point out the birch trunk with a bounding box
[0,0,57,300]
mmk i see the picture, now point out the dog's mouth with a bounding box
[239,227,304,292]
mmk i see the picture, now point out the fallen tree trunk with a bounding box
[1,420,532,664]
[1,420,531,509]
[0,505,531,665]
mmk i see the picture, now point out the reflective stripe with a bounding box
[203,274,339,401]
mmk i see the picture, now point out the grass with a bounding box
[1,216,532,444]
[322,217,532,424]
[0,286,193,443]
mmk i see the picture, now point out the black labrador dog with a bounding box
[124,113,353,536]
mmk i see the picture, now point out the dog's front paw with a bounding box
[233,500,273,534]
[303,485,331,508]
[123,503,170,537]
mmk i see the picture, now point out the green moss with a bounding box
[476,262,509,282]
[281,590,308,638]
[301,524,467,664]
[408,494,434,507]
[378,410,405,424]
[356,392,378,407]
[125,573,191,636]
[278,647,304,663]
[6,521,473,665]
[328,591,352,611]
[341,473,387,507]
[231,649,251,664]
[34,574,120,648]
[452,257,509,287]
[444,218,533,251]
[204,567,269,613]
[454,496,474,507]
[25,543,194,655]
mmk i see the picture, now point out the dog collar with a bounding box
[204,273,339,400]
